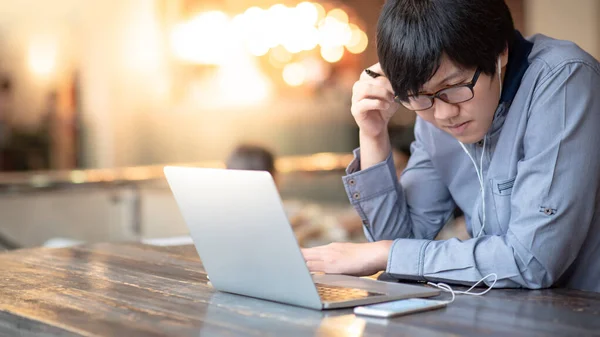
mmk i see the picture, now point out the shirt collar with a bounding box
[500,30,534,105]
[488,31,534,136]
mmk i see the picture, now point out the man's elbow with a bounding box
[520,269,556,290]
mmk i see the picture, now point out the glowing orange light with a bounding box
[283,63,307,86]
[321,45,344,63]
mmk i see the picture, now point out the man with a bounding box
[226,144,276,177]
[225,144,343,246]
[302,0,600,292]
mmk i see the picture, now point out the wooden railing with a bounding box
[0,152,355,192]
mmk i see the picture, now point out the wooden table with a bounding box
[0,243,598,337]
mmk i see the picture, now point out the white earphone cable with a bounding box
[458,141,486,237]
[456,57,502,238]
[427,273,498,304]
[434,58,503,305]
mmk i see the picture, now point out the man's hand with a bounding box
[351,63,399,139]
[351,63,400,169]
[301,241,394,276]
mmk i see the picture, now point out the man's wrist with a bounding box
[359,130,389,148]
[359,130,391,170]
[374,240,394,271]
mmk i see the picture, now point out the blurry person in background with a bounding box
[226,144,317,244]
[225,144,359,247]
[226,144,276,179]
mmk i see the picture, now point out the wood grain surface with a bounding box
[0,243,598,337]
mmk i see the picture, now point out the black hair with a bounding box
[226,144,276,175]
[377,0,515,101]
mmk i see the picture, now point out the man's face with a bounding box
[415,53,507,144]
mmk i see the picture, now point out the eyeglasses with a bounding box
[395,68,481,111]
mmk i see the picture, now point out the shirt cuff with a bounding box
[386,238,431,282]
[342,148,397,205]
[345,148,362,175]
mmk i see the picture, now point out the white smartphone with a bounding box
[354,298,448,318]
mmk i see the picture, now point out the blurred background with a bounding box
[0,0,598,250]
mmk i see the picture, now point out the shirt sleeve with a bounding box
[342,119,456,243]
[384,61,600,288]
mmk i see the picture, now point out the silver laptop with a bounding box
[164,166,439,310]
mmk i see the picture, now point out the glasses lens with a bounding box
[398,95,433,111]
[438,86,474,104]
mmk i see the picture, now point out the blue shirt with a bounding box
[343,32,600,292]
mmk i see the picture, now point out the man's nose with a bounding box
[433,99,460,121]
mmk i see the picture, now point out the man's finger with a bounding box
[351,99,391,118]
[370,62,383,74]
[374,76,395,95]
[300,248,317,260]
[359,63,384,81]
[306,260,326,273]
[352,82,394,104]
[301,247,326,260]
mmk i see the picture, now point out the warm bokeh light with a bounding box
[327,8,349,24]
[170,11,232,64]
[346,24,368,54]
[276,153,355,173]
[216,54,272,106]
[282,38,304,54]
[233,3,359,58]
[69,170,86,184]
[317,315,366,337]
[282,63,306,86]
[312,2,327,24]
[239,7,272,56]
[269,46,293,67]
[28,35,58,77]
[123,7,162,73]
[267,4,289,49]
[295,2,319,26]
[302,57,329,84]
[169,3,368,87]
[300,26,320,51]
[320,45,344,63]
[318,16,352,48]
[247,41,270,57]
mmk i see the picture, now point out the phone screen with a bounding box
[354,298,447,318]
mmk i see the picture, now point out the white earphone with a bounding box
[432,58,505,298]
[458,56,503,238]
[498,56,503,95]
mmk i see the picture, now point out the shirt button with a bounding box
[353,192,360,200]
[362,219,369,227]
[348,179,356,186]
[477,140,484,147]
[544,208,554,215]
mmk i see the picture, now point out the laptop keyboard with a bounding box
[315,283,385,302]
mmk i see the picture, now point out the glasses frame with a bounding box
[395,68,482,111]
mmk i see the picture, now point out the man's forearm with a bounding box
[359,130,391,170]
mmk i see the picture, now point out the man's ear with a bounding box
[500,45,509,68]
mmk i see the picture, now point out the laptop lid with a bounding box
[164,166,323,309]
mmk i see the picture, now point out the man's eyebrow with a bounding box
[440,70,469,85]
[421,70,469,94]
